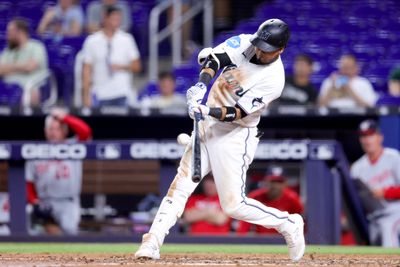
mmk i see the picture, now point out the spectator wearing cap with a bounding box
[236,167,303,235]
[318,54,377,108]
[388,68,400,97]
[350,119,400,247]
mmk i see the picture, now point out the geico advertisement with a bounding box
[130,142,185,159]
[255,142,308,160]
[21,144,87,159]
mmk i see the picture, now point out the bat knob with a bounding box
[192,175,201,183]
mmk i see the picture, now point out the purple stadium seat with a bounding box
[0,82,22,106]
[142,0,400,108]
[138,83,158,100]
[173,65,198,94]
[376,95,400,106]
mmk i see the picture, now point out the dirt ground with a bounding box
[0,253,399,267]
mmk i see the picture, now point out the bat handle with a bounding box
[194,112,202,122]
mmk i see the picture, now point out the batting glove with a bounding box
[188,103,210,120]
[186,82,207,104]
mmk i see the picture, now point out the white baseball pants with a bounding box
[148,118,293,246]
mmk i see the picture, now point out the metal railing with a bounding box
[148,0,213,82]
[23,70,58,108]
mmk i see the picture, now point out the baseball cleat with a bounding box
[134,233,160,260]
[279,214,305,262]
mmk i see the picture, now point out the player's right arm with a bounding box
[82,37,94,108]
[51,108,92,141]
[82,63,92,108]
[187,35,252,120]
[25,161,38,204]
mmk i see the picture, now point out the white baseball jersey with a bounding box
[25,159,82,199]
[25,138,82,235]
[351,147,400,247]
[207,34,285,127]
[351,148,400,194]
[25,137,82,199]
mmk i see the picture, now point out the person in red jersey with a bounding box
[351,119,400,247]
[26,107,92,235]
[237,167,303,235]
[183,174,230,234]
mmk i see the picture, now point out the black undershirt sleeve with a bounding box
[216,52,232,69]
[199,52,233,86]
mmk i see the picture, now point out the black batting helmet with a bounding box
[250,19,290,52]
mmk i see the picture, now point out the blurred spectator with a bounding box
[318,54,377,108]
[214,0,232,32]
[183,175,230,235]
[37,0,84,37]
[279,54,317,106]
[26,107,92,235]
[350,119,400,247]
[388,68,400,97]
[237,167,303,235]
[86,0,132,33]
[82,5,141,107]
[0,18,49,107]
[141,72,186,109]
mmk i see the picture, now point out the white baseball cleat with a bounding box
[134,233,160,260]
[279,214,305,262]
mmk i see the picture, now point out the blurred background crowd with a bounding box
[0,0,398,109]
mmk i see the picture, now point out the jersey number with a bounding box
[55,164,70,180]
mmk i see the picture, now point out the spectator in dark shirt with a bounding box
[279,54,317,106]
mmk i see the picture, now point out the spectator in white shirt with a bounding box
[82,5,141,107]
[318,54,377,108]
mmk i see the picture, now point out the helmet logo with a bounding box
[258,31,271,41]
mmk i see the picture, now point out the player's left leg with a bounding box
[53,200,80,235]
[208,124,305,261]
[135,129,211,260]
[378,213,400,247]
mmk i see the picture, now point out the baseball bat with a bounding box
[191,112,202,183]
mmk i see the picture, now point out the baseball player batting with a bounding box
[135,19,305,261]
[25,108,92,235]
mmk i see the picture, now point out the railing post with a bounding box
[203,0,213,48]
[172,0,183,67]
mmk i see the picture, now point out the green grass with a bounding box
[0,243,398,255]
